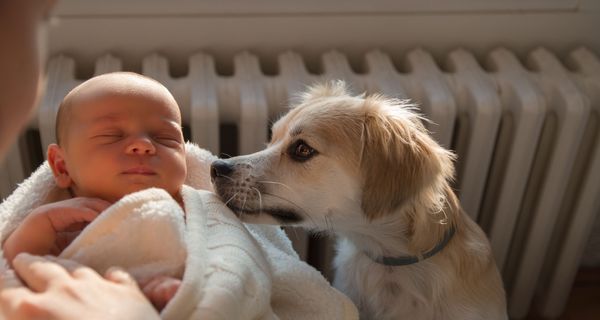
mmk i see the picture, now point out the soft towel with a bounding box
[0,143,358,320]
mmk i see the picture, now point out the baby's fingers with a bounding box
[53,197,111,230]
[71,197,111,213]
[141,276,165,297]
[141,276,180,311]
[155,278,180,301]
[55,230,82,251]
[47,207,99,232]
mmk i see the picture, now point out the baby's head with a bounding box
[47,72,187,203]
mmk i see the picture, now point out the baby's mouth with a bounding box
[122,166,157,175]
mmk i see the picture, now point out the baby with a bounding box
[2,72,187,310]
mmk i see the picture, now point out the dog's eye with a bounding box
[289,140,317,161]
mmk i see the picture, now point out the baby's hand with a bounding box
[142,276,182,311]
[2,197,110,265]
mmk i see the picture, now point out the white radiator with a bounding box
[1,47,599,320]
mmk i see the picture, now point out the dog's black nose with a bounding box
[210,160,234,179]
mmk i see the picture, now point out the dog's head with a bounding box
[211,82,455,232]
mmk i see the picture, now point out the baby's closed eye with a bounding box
[153,131,183,147]
[91,132,124,144]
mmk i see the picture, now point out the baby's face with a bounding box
[59,87,187,203]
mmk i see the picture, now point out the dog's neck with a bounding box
[337,207,417,258]
[337,192,457,262]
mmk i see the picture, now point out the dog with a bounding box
[210,82,508,320]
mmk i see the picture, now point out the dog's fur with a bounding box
[211,82,508,320]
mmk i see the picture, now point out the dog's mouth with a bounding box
[227,205,303,224]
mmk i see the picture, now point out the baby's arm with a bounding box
[142,275,182,311]
[2,197,110,265]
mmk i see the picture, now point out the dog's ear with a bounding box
[360,98,455,220]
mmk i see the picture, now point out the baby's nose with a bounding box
[126,137,156,155]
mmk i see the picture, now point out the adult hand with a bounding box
[2,197,111,265]
[0,253,160,320]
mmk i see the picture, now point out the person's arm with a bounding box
[0,0,56,159]
[0,253,160,320]
[2,197,110,265]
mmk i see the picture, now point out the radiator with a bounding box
[1,47,599,319]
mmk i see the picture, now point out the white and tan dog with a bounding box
[210,82,508,320]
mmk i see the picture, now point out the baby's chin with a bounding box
[120,185,182,203]
[75,185,182,205]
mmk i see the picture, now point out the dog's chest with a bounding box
[333,251,435,320]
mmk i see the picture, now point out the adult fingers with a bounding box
[0,286,40,319]
[11,253,69,292]
[105,267,138,287]
[38,255,105,283]
[41,255,87,275]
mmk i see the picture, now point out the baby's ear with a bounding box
[47,144,72,189]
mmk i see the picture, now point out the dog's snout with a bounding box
[210,159,234,180]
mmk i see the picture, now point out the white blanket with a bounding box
[0,143,358,320]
